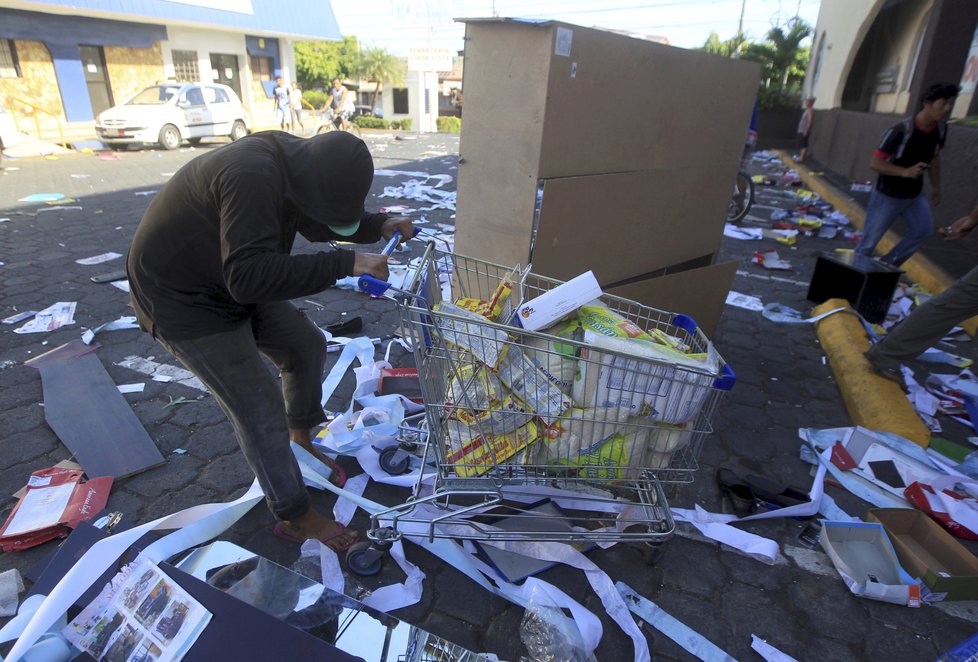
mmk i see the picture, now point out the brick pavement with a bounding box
[1,137,977,660]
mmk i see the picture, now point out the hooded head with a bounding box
[273,131,374,235]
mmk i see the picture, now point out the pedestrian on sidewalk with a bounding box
[866,202,978,383]
[797,96,814,161]
[272,77,291,132]
[854,83,958,267]
[289,82,305,135]
[126,131,414,551]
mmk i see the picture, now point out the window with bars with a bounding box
[0,40,21,79]
[172,50,199,82]
[250,55,272,81]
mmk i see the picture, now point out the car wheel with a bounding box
[158,124,181,151]
[230,120,247,141]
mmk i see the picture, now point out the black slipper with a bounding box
[716,468,756,517]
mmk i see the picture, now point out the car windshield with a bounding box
[127,86,181,105]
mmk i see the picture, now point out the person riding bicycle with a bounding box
[322,78,355,131]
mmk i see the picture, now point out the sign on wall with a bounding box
[407,47,453,72]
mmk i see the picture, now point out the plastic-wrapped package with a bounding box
[519,583,597,662]
[522,319,583,392]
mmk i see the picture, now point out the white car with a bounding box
[96,82,249,150]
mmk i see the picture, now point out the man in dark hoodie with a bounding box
[127,131,413,550]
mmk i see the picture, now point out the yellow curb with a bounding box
[812,298,930,447]
[778,151,978,336]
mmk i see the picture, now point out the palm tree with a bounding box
[355,48,404,110]
[763,20,812,89]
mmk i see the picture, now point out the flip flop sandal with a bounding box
[273,521,360,553]
[715,468,756,517]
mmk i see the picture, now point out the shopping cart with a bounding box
[347,241,734,574]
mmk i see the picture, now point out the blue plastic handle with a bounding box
[358,274,392,296]
[713,362,736,391]
[671,313,699,335]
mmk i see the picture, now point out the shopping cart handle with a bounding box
[358,274,392,296]
[713,363,736,391]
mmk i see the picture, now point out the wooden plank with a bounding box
[33,345,164,479]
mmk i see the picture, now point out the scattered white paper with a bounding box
[723,224,762,240]
[111,280,131,293]
[81,316,139,344]
[75,252,122,266]
[13,302,76,334]
[117,383,145,394]
[726,291,764,311]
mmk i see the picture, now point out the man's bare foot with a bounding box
[290,427,346,486]
[278,507,359,551]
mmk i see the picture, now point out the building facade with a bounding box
[0,0,341,130]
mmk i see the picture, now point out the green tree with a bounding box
[700,31,745,58]
[763,20,812,89]
[294,36,360,89]
[355,47,405,110]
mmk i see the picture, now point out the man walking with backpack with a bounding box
[854,83,959,267]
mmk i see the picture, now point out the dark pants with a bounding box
[157,302,327,520]
[868,265,978,369]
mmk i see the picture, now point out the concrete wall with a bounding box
[806,0,887,108]
[756,109,804,150]
[808,108,978,226]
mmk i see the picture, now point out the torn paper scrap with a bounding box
[0,569,24,617]
[726,292,764,312]
[13,302,76,334]
[2,310,37,325]
[75,252,123,266]
[753,250,791,270]
[81,316,139,344]
[117,383,146,394]
[111,280,131,293]
[723,224,763,240]
[116,355,206,391]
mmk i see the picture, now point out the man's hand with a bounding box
[352,252,390,281]
[931,188,942,206]
[903,162,928,179]
[381,216,415,244]
[938,214,978,241]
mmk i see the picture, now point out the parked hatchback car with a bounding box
[95,82,249,150]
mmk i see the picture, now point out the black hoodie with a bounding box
[126,131,388,339]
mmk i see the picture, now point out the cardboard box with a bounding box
[819,520,920,606]
[455,18,760,326]
[868,508,978,601]
[515,270,601,331]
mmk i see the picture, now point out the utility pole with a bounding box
[735,0,747,58]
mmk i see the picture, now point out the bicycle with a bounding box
[316,108,362,138]
[726,170,755,224]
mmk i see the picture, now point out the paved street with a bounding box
[1,134,977,660]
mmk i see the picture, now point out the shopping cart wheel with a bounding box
[345,541,385,576]
[642,542,666,566]
[378,446,411,475]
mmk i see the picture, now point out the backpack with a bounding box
[888,116,947,161]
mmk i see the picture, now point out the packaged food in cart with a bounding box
[522,320,582,393]
[433,301,509,367]
[454,266,521,322]
[445,361,533,437]
[573,329,719,424]
[444,418,540,478]
[495,347,574,425]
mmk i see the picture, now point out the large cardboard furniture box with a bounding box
[454,18,760,334]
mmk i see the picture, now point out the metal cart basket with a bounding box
[359,242,735,554]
